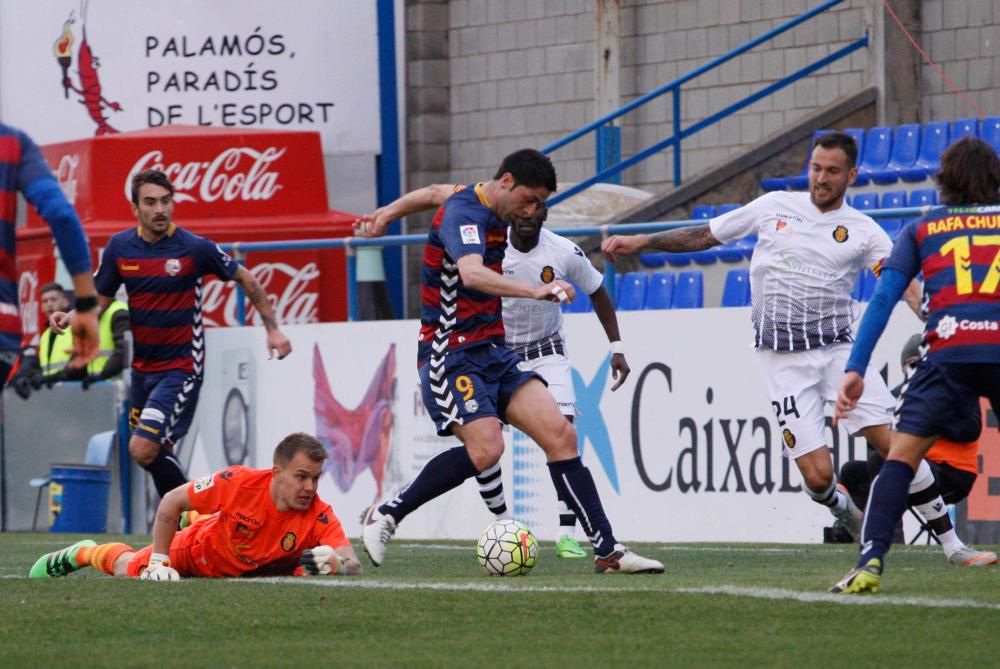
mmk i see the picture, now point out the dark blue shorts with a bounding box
[129,369,202,445]
[894,360,1000,442]
[419,343,542,436]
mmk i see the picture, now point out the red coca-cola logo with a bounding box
[201,261,320,327]
[124,146,286,204]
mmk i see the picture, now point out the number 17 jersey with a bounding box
[887,205,1000,362]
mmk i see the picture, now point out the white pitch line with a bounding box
[678,586,1000,611]
[242,578,1000,610]
[396,543,812,554]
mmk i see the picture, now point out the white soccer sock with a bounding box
[807,477,850,515]
[909,460,964,555]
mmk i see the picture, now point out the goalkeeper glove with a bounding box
[140,553,181,581]
[299,545,345,575]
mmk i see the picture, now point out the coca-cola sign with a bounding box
[201,261,320,327]
[124,146,286,204]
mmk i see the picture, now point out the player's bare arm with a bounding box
[66,270,101,367]
[601,223,720,261]
[902,278,926,321]
[456,254,576,302]
[590,286,630,391]
[234,265,292,360]
[50,294,113,335]
[355,184,457,237]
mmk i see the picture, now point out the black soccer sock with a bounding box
[858,460,915,567]
[143,450,188,498]
[380,446,478,523]
[475,462,508,517]
[547,457,615,556]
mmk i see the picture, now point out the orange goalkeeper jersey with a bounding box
[169,465,350,578]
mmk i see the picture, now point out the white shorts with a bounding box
[757,343,894,459]
[519,353,575,417]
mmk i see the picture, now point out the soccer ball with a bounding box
[476,519,538,576]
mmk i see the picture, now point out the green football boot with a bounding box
[28,539,97,579]
[555,535,588,559]
[830,557,882,594]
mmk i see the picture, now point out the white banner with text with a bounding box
[180,306,925,543]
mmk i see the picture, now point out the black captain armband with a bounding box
[75,296,98,313]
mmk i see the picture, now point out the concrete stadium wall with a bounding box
[920,0,1000,121]
[407,0,870,193]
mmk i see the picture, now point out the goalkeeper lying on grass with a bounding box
[29,432,362,580]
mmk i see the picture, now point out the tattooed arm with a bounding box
[601,224,721,261]
[234,265,292,359]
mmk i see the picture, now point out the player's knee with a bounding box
[802,468,834,494]
[467,441,504,471]
[128,436,159,466]
[544,419,577,460]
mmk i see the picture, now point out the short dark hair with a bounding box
[493,148,557,192]
[814,131,858,168]
[130,169,175,205]
[273,432,328,466]
[40,282,66,295]
[936,136,1000,206]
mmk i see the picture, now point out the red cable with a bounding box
[881,0,985,117]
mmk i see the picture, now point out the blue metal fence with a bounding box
[542,0,866,207]
[221,205,930,324]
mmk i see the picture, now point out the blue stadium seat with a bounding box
[715,239,746,263]
[716,203,740,215]
[720,268,751,307]
[852,269,877,302]
[950,118,978,142]
[737,234,757,260]
[980,116,1000,154]
[691,248,717,265]
[843,127,866,160]
[908,188,938,207]
[879,191,906,209]
[878,218,903,240]
[562,281,592,313]
[898,121,949,182]
[644,272,675,310]
[691,204,717,220]
[854,126,893,186]
[639,253,668,268]
[852,192,878,211]
[672,270,704,309]
[870,124,920,185]
[616,272,647,311]
[761,130,828,191]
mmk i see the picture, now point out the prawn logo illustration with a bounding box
[313,343,397,500]
[52,2,122,136]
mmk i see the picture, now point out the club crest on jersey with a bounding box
[460,225,481,245]
[464,398,479,413]
[782,428,796,449]
[165,258,182,275]
[281,532,297,552]
[832,225,849,243]
[775,220,790,232]
[540,265,555,283]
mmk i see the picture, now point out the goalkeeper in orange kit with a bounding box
[29,433,362,580]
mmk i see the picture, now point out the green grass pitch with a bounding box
[2,533,997,668]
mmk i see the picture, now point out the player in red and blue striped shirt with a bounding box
[832,137,1000,593]
[0,122,99,383]
[68,169,292,499]
[355,149,663,574]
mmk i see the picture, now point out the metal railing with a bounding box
[220,205,931,323]
[543,0,867,207]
